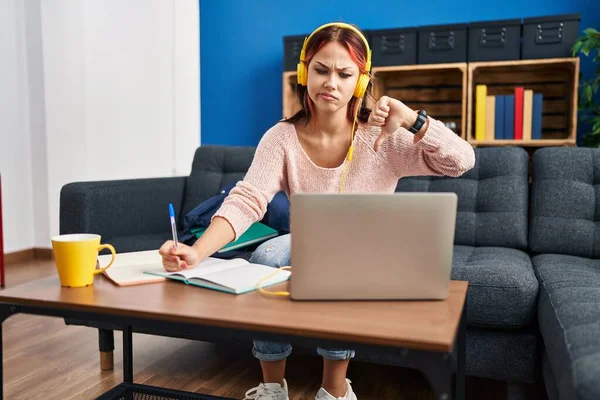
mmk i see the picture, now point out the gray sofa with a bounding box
[529,148,600,400]
[59,145,600,400]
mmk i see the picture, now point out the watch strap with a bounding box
[408,109,427,134]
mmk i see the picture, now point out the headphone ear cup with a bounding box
[297,62,307,86]
[354,73,370,98]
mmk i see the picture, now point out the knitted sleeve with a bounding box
[381,117,476,178]
[212,124,287,241]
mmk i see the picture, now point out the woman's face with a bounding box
[306,41,360,116]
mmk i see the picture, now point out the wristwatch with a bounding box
[408,109,428,134]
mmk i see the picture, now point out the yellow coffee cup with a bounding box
[51,234,116,287]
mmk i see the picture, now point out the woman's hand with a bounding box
[158,217,234,272]
[369,96,423,151]
[158,241,203,272]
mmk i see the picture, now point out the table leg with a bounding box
[425,364,453,400]
[99,329,114,370]
[0,305,17,400]
[123,325,133,383]
[411,348,452,400]
[455,298,467,400]
[0,322,3,400]
[0,173,5,289]
[419,297,467,400]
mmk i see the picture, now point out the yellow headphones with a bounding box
[296,22,372,99]
[296,22,372,175]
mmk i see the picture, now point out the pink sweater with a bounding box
[213,117,475,240]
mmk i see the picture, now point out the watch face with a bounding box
[408,110,427,133]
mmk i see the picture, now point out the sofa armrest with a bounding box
[60,177,187,240]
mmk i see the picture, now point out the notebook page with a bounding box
[193,264,290,292]
[103,263,166,285]
[98,250,165,285]
[184,257,249,278]
[144,257,249,280]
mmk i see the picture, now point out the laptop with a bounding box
[289,192,458,301]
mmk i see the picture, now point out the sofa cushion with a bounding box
[451,245,538,328]
[459,328,538,384]
[530,147,600,258]
[183,145,256,218]
[60,177,188,240]
[533,253,600,400]
[396,147,529,250]
[103,232,184,254]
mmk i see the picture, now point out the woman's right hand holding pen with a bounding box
[159,241,203,272]
[159,216,236,272]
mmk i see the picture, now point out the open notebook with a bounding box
[144,257,291,295]
[97,250,166,286]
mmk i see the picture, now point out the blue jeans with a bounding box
[249,234,356,362]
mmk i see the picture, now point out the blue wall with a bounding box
[200,0,600,146]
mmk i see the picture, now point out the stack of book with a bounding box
[474,84,543,141]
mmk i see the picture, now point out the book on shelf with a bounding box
[522,89,533,141]
[473,84,543,141]
[475,85,487,141]
[531,93,543,140]
[514,87,524,140]
[494,94,505,140]
[485,96,495,141]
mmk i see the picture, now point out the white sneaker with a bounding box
[315,378,357,400]
[244,379,289,400]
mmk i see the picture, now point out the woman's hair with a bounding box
[284,24,374,127]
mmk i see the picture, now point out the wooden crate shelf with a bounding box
[281,58,579,149]
[467,57,579,147]
[468,138,575,147]
[371,63,467,139]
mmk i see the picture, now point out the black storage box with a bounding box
[283,34,307,71]
[418,23,468,64]
[368,27,418,67]
[468,19,522,62]
[522,13,581,59]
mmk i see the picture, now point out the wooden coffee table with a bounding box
[0,276,467,400]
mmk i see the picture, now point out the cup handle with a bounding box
[94,244,116,275]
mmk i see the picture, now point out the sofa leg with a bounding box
[99,328,114,370]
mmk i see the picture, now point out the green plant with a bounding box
[572,28,600,147]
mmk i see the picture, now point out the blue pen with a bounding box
[169,203,178,248]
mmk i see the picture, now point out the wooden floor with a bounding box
[0,259,547,400]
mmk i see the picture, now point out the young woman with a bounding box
[159,22,475,400]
